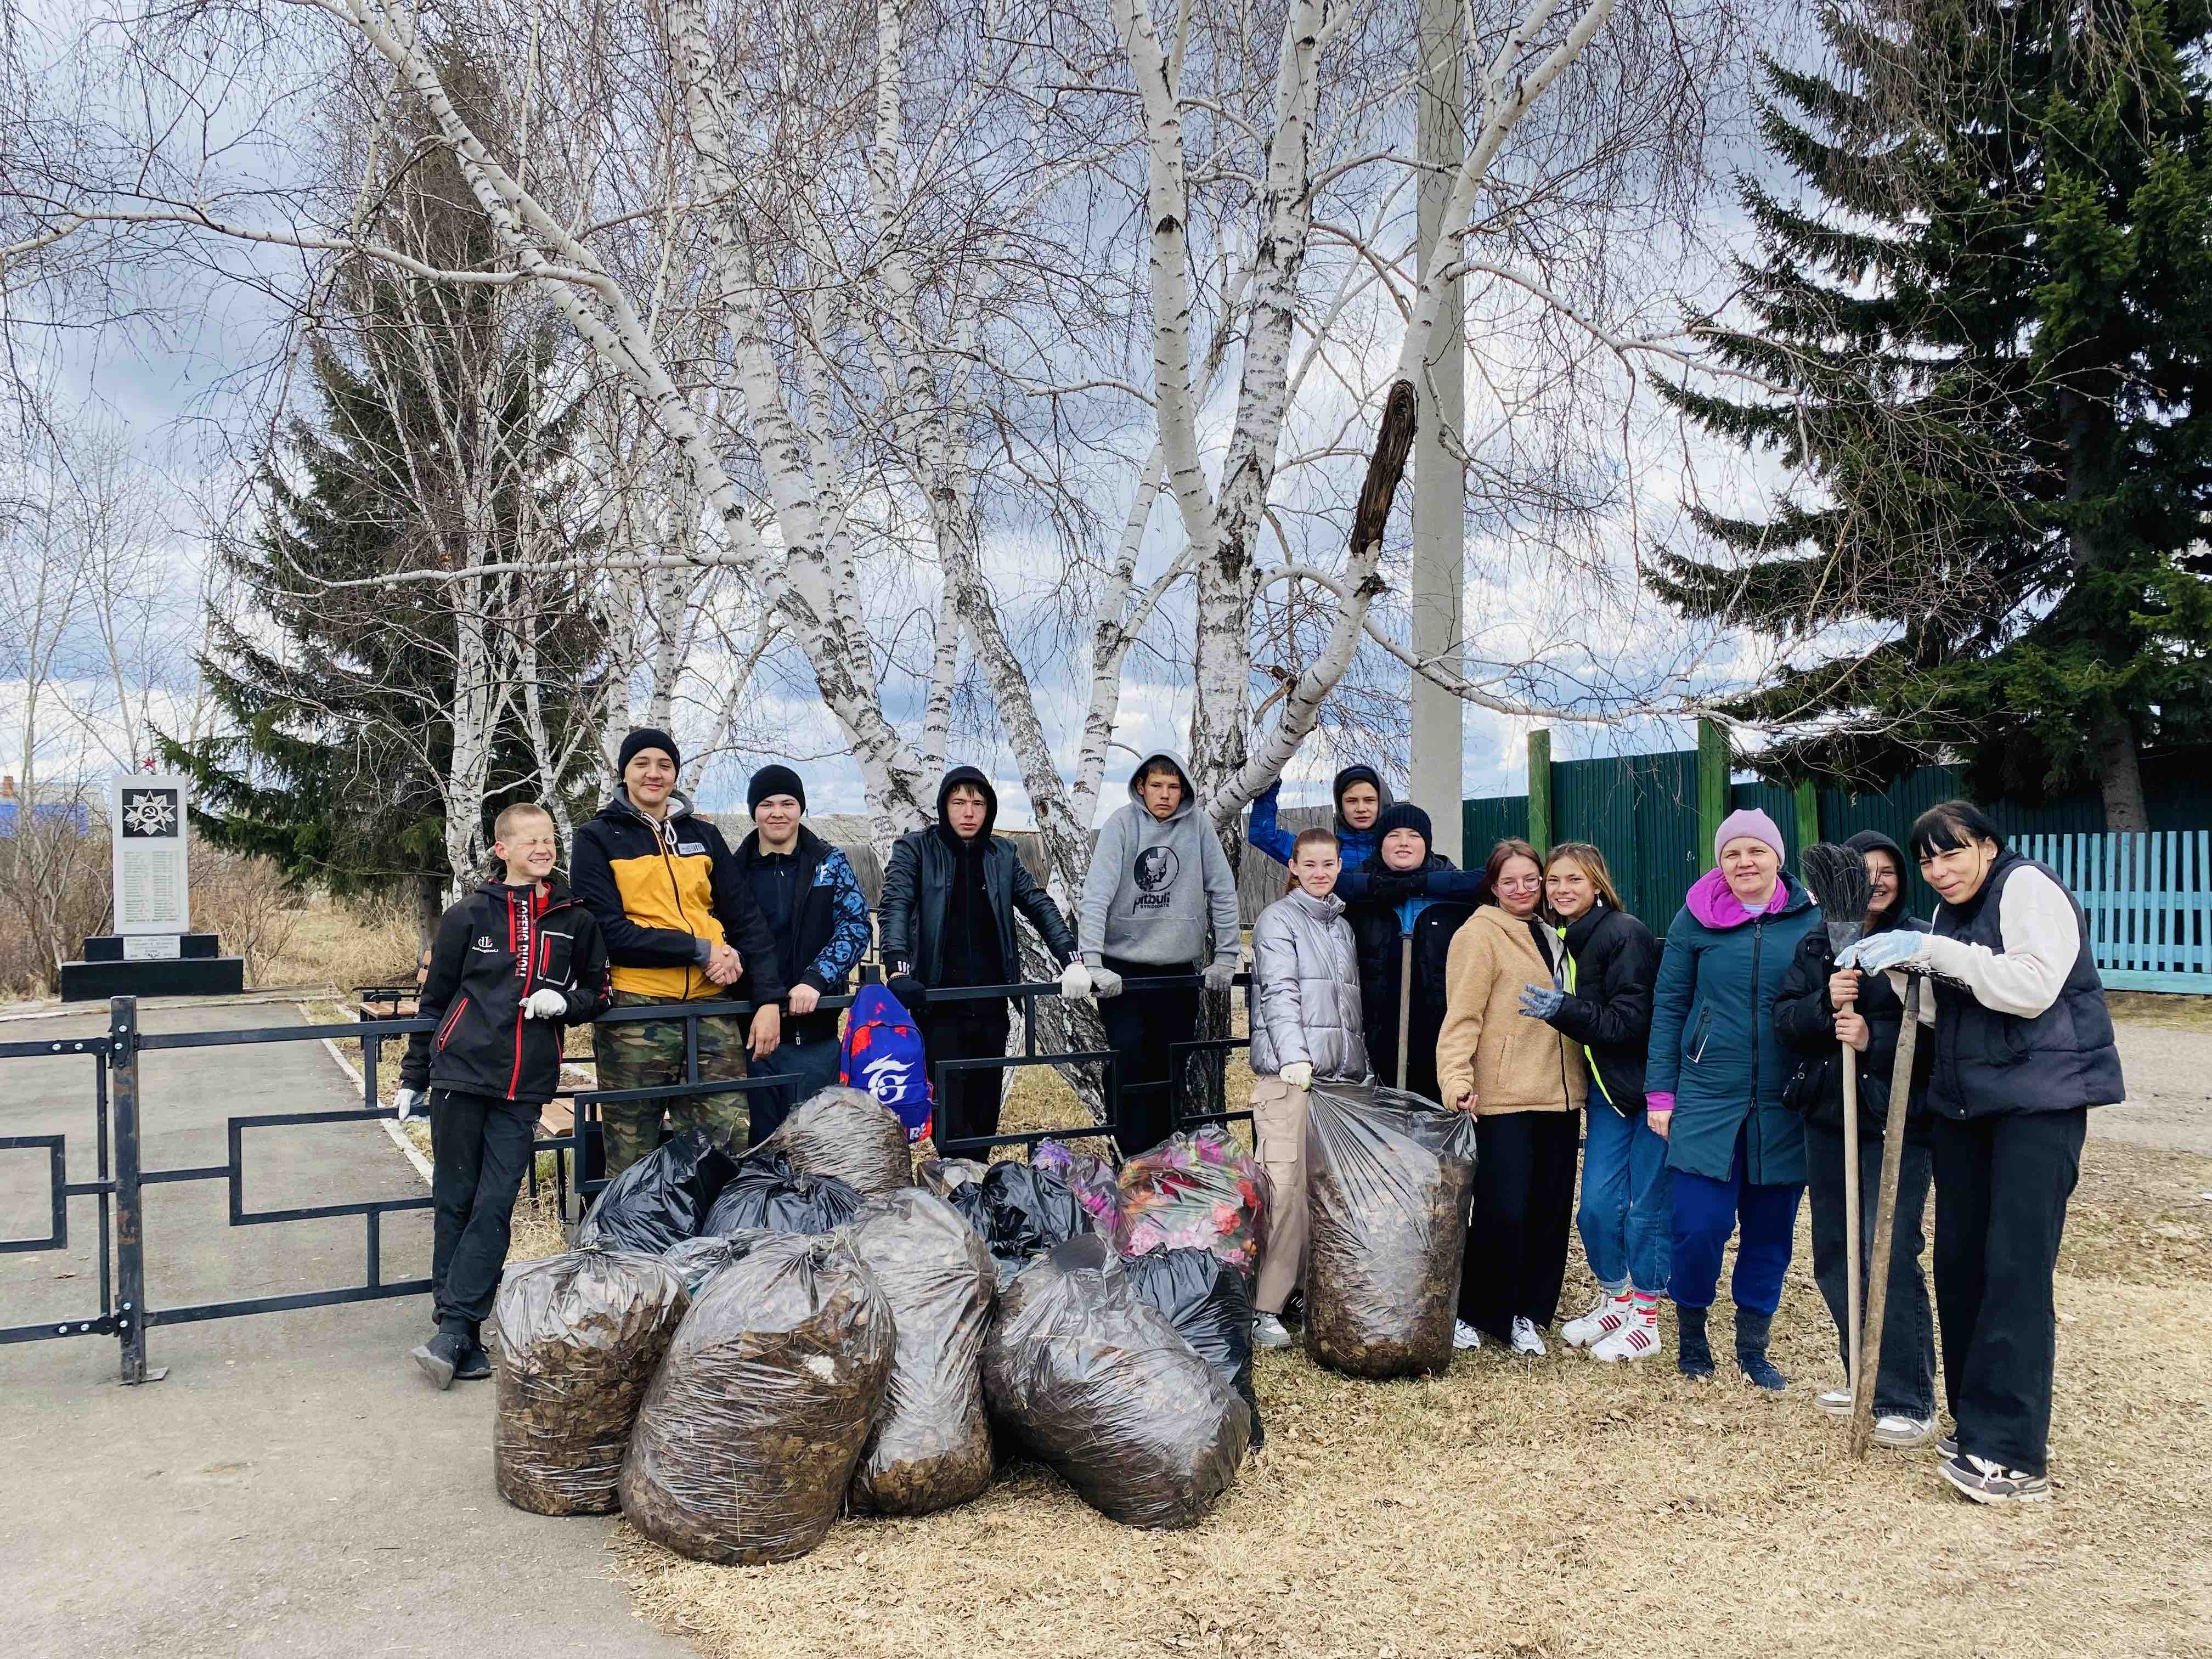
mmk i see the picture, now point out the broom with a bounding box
[1798,842,1874,1442]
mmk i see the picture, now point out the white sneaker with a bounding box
[1562,1289,1633,1349]
[1872,1413,1938,1449]
[1453,1319,1483,1350]
[1252,1313,1293,1350]
[1818,1388,1853,1417]
[1510,1317,1548,1357]
[1589,1312,1662,1363]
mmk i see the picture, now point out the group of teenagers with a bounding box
[1240,770,2124,1509]
[393,726,2124,1512]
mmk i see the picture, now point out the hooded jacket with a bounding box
[1341,849,1476,1101]
[569,785,786,1004]
[1249,888,1369,1081]
[1644,867,1821,1184]
[879,767,1078,989]
[1538,902,1662,1115]
[1078,750,1242,970]
[401,878,610,1104]
[1246,764,1392,871]
[1772,830,1933,1139]
[1434,903,1589,1117]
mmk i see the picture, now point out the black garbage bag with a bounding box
[916,1156,989,1197]
[1302,1081,1479,1379]
[983,1235,1248,1530]
[620,1232,894,1564]
[762,1086,914,1195]
[1121,1246,1264,1451]
[492,1246,690,1516]
[702,1151,866,1237]
[577,1128,741,1255]
[844,1189,997,1516]
[661,1230,774,1296]
[945,1159,1095,1286]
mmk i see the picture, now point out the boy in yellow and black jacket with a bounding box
[569,728,786,1179]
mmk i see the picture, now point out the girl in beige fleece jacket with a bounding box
[1436,839,1588,1354]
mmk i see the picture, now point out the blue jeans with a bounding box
[1669,1124,1803,1314]
[742,1027,845,1148]
[1577,1104,1673,1295]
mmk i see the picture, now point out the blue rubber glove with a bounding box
[1518,984,1564,1020]
[1837,930,1922,973]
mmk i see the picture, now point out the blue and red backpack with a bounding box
[840,983,932,1144]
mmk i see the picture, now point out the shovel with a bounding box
[1798,843,1874,1438]
[1396,927,1413,1092]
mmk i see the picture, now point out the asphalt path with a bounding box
[0,999,690,1659]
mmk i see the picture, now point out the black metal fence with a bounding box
[0,977,1248,1383]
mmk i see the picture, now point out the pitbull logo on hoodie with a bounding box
[1133,845,1181,906]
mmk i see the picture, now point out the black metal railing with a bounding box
[0,975,1249,1383]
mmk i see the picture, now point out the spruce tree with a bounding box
[1656,0,2212,826]
[161,57,607,927]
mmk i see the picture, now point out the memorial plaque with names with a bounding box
[110,772,192,936]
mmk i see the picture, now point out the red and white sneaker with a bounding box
[1589,1300,1663,1363]
[1562,1289,1633,1349]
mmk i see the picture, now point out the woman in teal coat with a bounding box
[1644,809,1820,1386]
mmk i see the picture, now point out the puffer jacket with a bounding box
[1644,868,1820,1184]
[1538,902,1661,1115]
[1248,889,1369,1081]
[1434,902,1587,1116]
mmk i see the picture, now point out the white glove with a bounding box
[1837,930,1922,973]
[523,988,569,1020]
[1091,966,1125,999]
[393,1088,424,1121]
[1279,1062,1313,1091]
[1058,962,1094,1000]
[1203,961,1237,994]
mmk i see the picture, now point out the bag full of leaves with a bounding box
[983,1235,1248,1530]
[1302,1081,1479,1379]
[576,1127,741,1255]
[661,1230,773,1297]
[1121,1246,1264,1451]
[1031,1138,1123,1234]
[844,1189,998,1516]
[916,1156,989,1197]
[1111,1126,1266,1283]
[760,1086,915,1196]
[947,1159,1097,1287]
[619,1232,893,1564]
[702,1150,866,1237]
[491,1246,690,1516]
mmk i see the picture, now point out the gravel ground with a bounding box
[2105,1018,2212,1155]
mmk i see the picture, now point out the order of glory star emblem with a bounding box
[122,792,177,836]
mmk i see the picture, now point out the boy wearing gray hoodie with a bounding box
[1079,751,1242,1155]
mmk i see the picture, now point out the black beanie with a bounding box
[617,727,680,775]
[748,764,806,813]
[1373,801,1432,850]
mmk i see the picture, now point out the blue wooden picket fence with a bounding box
[2018,832,2212,995]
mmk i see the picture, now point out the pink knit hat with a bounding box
[1713,806,1786,864]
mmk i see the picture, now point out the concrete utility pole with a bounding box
[1409,0,1465,864]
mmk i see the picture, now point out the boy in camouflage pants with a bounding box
[571,729,787,1178]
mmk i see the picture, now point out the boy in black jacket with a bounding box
[397,803,610,1389]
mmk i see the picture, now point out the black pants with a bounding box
[429,1088,539,1329]
[1099,955,1200,1156]
[916,998,1012,1150]
[1806,1121,1936,1419]
[1459,1110,1579,1341]
[1931,1107,2088,1477]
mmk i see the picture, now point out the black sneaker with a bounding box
[411,1331,464,1390]
[1940,1453,2049,1505]
[454,1341,492,1381]
[1280,1290,1305,1333]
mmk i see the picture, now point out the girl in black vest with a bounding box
[1774,830,1936,1444]
[1839,800,2125,1505]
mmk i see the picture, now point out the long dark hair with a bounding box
[1908,799,2005,864]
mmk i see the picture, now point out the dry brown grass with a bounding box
[2106,991,2212,1034]
[604,1119,2212,1659]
